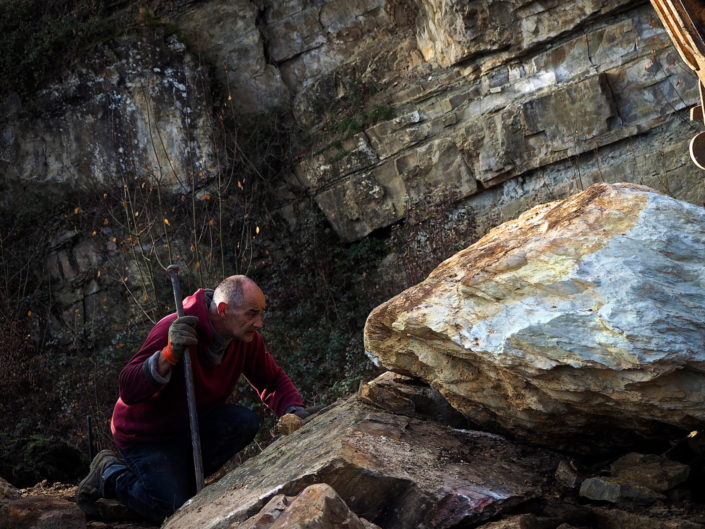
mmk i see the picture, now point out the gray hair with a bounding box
[213,275,252,308]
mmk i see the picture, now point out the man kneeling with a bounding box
[77,275,305,522]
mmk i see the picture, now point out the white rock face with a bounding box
[364,183,705,451]
[3,34,218,188]
[415,0,632,68]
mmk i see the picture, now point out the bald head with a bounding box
[213,275,257,308]
[211,275,266,342]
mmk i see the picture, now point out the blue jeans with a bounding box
[107,404,259,523]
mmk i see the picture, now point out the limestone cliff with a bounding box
[1,0,704,478]
[1,0,701,321]
[2,0,702,245]
[170,0,705,241]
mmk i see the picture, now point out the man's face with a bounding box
[221,283,266,342]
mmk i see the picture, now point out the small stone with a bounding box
[610,453,690,492]
[268,484,366,529]
[579,477,621,503]
[555,460,581,488]
[0,497,86,529]
[0,479,19,501]
[579,475,667,506]
[277,414,304,435]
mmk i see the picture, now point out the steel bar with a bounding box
[166,264,205,493]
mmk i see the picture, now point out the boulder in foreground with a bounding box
[165,374,561,529]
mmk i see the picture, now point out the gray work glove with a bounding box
[293,405,325,419]
[162,315,199,365]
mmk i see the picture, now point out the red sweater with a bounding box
[111,288,303,449]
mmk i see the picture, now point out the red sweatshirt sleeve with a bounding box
[243,332,304,416]
[118,314,175,404]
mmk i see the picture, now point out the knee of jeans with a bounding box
[243,409,259,438]
[227,408,259,443]
[150,487,191,520]
[206,405,259,444]
[115,471,191,523]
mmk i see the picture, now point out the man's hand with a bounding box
[292,405,324,419]
[162,315,199,366]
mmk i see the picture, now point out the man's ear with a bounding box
[217,302,228,317]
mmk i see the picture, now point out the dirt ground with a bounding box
[19,480,157,529]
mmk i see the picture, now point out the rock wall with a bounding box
[1,0,704,331]
[1,32,218,189]
[2,0,703,240]
[286,0,704,240]
[174,0,705,241]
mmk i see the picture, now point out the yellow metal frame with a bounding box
[649,0,705,168]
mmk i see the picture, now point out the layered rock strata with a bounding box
[3,1,703,243]
[289,2,703,240]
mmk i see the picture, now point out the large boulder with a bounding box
[165,373,562,529]
[364,183,705,453]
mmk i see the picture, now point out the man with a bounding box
[77,275,305,522]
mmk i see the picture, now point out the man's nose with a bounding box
[253,314,263,328]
